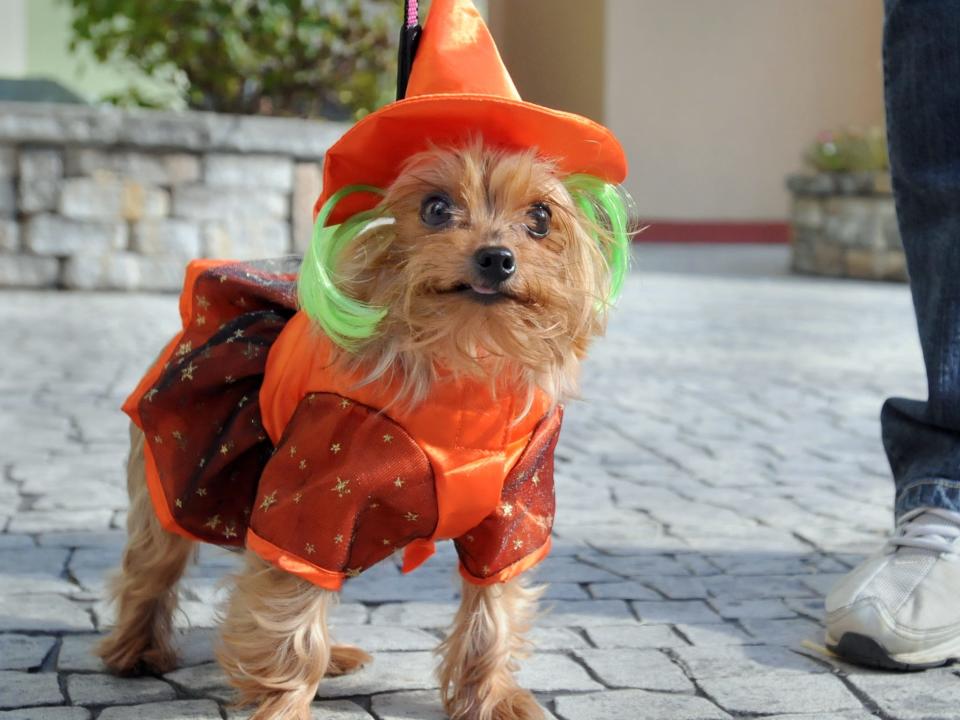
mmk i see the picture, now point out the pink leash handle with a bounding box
[405,0,419,28]
[397,0,422,100]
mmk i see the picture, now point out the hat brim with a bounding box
[315,94,628,225]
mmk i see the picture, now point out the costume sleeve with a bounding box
[455,407,562,585]
[247,392,439,590]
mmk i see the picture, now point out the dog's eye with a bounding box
[420,193,454,228]
[525,203,551,239]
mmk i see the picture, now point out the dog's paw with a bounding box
[489,689,545,720]
[325,645,372,677]
[445,688,545,720]
[96,633,178,676]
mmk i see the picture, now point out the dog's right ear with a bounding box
[562,175,633,304]
[298,185,390,351]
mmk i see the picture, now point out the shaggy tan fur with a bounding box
[438,578,546,720]
[217,553,339,720]
[97,425,193,675]
[102,146,617,719]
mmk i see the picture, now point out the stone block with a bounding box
[697,672,862,716]
[0,708,90,720]
[790,230,817,274]
[0,254,59,288]
[0,101,347,159]
[844,248,882,280]
[292,162,322,253]
[846,669,960,720]
[823,197,885,249]
[0,146,15,178]
[575,648,693,692]
[316,651,437,697]
[0,634,56,671]
[65,149,201,185]
[122,182,170,221]
[585,624,686,649]
[173,185,287,220]
[7,509,113,535]
[59,174,124,219]
[203,218,290,259]
[0,218,19,252]
[0,547,74,595]
[98,700,221,720]
[0,672,63,709]
[556,690,731,720]
[18,149,63,213]
[25,214,126,256]
[138,256,189,292]
[59,176,169,221]
[882,211,903,250]
[132,219,202,258]
[0,181,14,215]
[790,197,823,229]
[66,674,176,706]
[163,664,232,702]
[811,238,844,277]
[60,251,184,291]
[515,653,603,692]
[205,153,294,191]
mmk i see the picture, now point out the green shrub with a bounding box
[66,0,400,119]
[805,126,889,173]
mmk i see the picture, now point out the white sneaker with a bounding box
[825,507,960,669]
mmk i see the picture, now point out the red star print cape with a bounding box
[123,259,561,590]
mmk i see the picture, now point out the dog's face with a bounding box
[338,143,616,401]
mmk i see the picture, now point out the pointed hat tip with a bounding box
[405,0,520,100]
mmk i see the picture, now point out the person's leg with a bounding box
[881,0,960,515]
[825,0,960,670]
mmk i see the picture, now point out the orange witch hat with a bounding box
[314,0,627,225]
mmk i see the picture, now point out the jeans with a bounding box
[881,0,960,518]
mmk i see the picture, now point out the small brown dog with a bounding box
[97,143,628,720]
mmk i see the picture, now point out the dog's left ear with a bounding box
[562,175,633,304]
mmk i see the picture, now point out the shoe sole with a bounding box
[826,632,958,671]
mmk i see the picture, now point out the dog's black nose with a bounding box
[473,246,516,284]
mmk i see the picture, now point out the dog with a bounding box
[96,142,628,720]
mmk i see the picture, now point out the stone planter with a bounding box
[0,101,348,291]
[787,171,906,282]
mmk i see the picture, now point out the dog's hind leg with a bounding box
[438,577,546,720]
[97,424,194,675]
[218,553,342,720]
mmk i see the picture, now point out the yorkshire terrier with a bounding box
[97,142,628,720]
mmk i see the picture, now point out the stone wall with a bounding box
[0,101,347,290]
[788,172,906,282]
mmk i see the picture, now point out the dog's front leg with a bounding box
[438,577,545,720]
[218,552,354,720]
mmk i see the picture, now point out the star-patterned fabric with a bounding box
[126,259,561,590]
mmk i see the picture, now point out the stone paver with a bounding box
[97,700,221,720]
[2,252,952,717]
[0,673,63,710]
[0,635,56,671]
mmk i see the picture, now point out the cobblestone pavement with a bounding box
[3,255,958,720]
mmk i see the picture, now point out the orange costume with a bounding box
[122,0,625,590]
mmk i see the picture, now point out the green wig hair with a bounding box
[298,184,388,351]
[298,175,632,351]
[562,174,632,303]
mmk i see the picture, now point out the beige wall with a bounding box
[492,0,884,223]
[489,0,605,121]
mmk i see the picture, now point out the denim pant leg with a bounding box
[881,0,960,517]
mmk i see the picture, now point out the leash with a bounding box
[396,0,423,100]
